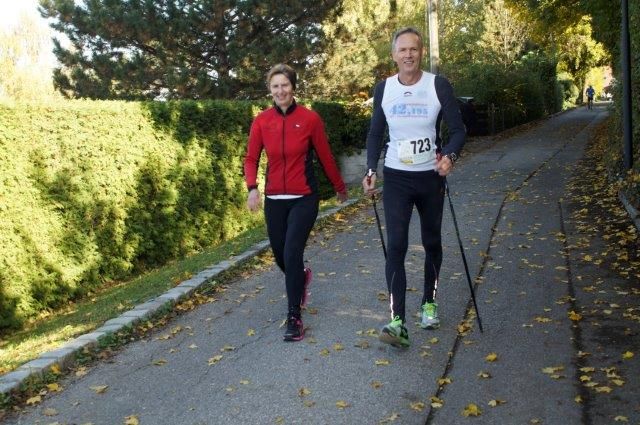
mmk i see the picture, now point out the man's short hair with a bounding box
[391,27,424,52]
[266,64,297,90]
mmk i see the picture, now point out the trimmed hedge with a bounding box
[0,99,369,331]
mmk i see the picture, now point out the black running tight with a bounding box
[264,194,319,317]
[382,167,445,322]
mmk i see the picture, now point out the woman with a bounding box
[244,64,348,342]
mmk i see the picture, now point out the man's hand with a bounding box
[362,171,377,196]
[337,190,348,203]
[247,188,261,212]
[435,155,454,176]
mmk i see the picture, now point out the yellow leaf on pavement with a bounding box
[90,385,109,394]
[485,353,498,362]
[430,396,444,408]
[50,364,61,375]
[614,416,629,422]
[336,400,350,409]
[247,328,256,336]
[298,387,311,397]
[622,351,634,360]
[208,355,223,365]
[410,401,425,411]
[488,399,506,407]
[375,359,390,366]
[568,311,582,321]
[124,415,139,425]
[371,381,383,389]
[43,407,58,416]
[462,403,482,417]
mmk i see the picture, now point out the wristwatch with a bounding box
[445,152,458,164]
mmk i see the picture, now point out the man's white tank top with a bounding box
[381,71,440,172]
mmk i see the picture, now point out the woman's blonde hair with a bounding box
[266,64,297,90]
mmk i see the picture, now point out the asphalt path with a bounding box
[6,104,639,424]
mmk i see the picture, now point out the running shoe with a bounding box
[283,316,304,342]
[421,302,440,329]
[379,316,410,347]
[301,267,312,307]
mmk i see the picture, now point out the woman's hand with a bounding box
[247,188,261,212]
[337,190,348,203]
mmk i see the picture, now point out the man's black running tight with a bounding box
[382,167,445,322]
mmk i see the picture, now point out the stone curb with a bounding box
[619,190,640,232]
[0,197,361,399]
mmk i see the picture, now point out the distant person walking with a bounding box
[586,85,595,110]
[244,64,348,342]
[362,27,466,347]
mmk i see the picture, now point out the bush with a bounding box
[0,99,369,331]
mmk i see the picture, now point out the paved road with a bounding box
[6,104,639,424]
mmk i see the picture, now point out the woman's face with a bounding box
[269,73,294,110]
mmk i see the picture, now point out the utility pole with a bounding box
[621,0,633,169]
[427,0,440,75]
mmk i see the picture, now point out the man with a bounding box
[362,27,465,347]
[586,85,595,110]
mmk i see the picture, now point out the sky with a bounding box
[0,0,43,28]
[0,0,60,67]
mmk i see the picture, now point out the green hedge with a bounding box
[0,99,369,331]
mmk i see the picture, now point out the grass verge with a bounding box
[0,196,361,377]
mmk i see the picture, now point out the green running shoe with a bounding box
[379,316,410,347]
[421,302,440,329]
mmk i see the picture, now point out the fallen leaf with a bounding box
[239,380,250,385]
[298,387,311,397]
[335,400,350,409]
[43,407,58,416]
[477,371,491,379]
[430,396,444,408]
[333,343,344,351]
[595,386,612,393]
[247,328,256,336]
[90,385,109,394]
[485,353,498,362]
[462,403,481,417]
[320,349,330,356]
[614,416,629,422]
[152,359,167,366]
[437,377,452,386]
[47,383,62,392]
[371,381,383,389]
[488,399,506,407]
[50,364,61,375]
[25,395,41,405]
[124,415,139,425]
[410,401,425,411]
[568,311,583,321]
[208,355,223,365]
[375,359,390,366]
[622,351,634,360]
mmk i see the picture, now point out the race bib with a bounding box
[397,137,435,165]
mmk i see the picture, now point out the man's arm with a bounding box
[435,76,466,158]
[365,81,387,171]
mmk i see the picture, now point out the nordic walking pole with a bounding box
[444,177,484,333]
[367,170,387,259]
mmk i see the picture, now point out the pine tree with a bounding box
[39,0,338,99]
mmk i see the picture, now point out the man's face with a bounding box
[392,33,423,74]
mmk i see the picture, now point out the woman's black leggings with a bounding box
[382,167,445,322]
[264,194,319,317]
